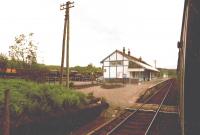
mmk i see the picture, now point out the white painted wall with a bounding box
[117,66,123,78]
[104,61,109,66]
[103,66,109,78]
[110,67,116,78]
[117,53,123,60]
[110,52,116,61]
[102,51,129,79]
[124,66,129,78]
[124,60,129,66]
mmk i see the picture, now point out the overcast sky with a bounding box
[0,0,184,68]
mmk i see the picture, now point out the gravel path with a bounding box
[77,79,166,109]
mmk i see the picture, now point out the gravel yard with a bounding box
[77,79,167,109]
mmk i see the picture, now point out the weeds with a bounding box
[0,79,88,117]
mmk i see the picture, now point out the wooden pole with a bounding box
[60,1,74,87]
[66,2,70,88]
[60,2,68,85]
[3,89,10,135]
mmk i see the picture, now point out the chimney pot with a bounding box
[123,47,125,54]
[128,49,130,56]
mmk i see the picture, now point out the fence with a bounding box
[2,89,10,135]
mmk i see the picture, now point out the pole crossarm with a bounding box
[60,2,74,10]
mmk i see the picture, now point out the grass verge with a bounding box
[0,78,93,118]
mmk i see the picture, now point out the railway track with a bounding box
[88,79,174,135]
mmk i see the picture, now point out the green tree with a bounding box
[0,53,8,71]
[7,57,19,69]
[70,64,102,75]
[9,33,37,68]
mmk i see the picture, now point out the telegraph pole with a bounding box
[60,1,74,87]
[66,1,71,88]
[60,2,67,85]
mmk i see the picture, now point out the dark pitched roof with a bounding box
[100,49,159,72]
[116,50,151,66]
[100,50,149,65]
[100,50,118,63]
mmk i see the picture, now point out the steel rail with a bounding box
[144,80,173,135]
[106,79,171,135]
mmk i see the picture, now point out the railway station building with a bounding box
[100,48,160,83]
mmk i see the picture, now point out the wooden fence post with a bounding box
[3,89,10,135]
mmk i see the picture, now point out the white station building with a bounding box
[100,48,160,83]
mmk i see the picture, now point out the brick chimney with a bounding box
[128,49,130,56]
[123,47,125,54]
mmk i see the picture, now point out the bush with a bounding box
[69,82,74,88]
[0,79,88,117]
[0,53,8,70]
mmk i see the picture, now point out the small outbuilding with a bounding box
[100,48,160,83]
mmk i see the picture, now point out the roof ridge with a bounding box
[101,49,158,71]
[116,50,151,66]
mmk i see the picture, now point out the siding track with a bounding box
[88,79,175,135]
